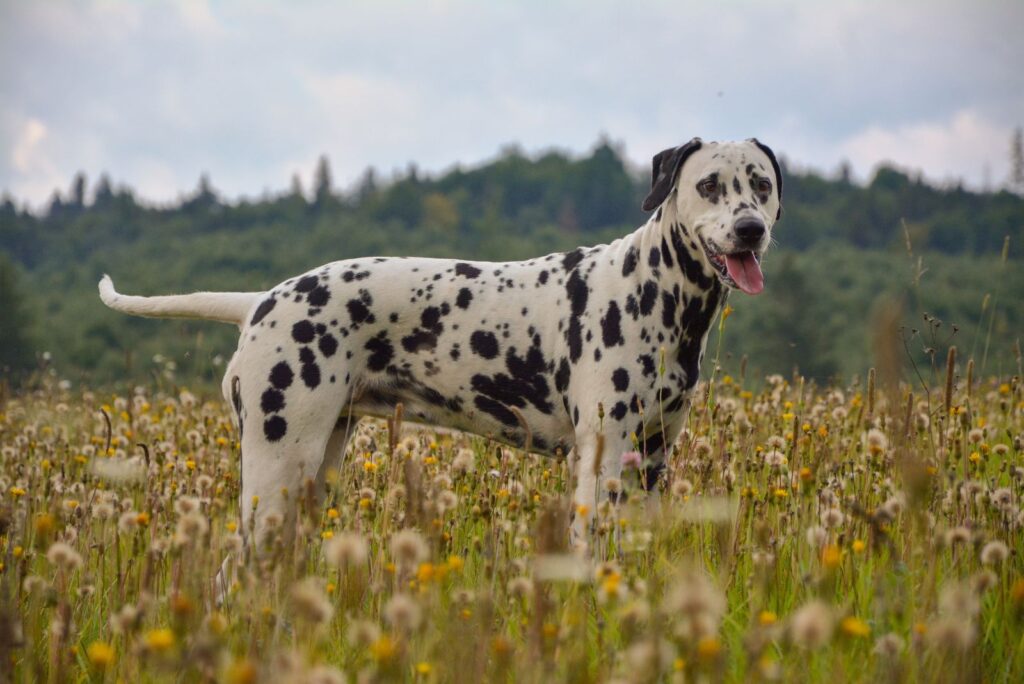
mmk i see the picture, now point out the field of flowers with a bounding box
[1,359,1022,683]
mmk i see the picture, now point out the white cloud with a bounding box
[0,0,1021,205]
[838,110,1013,188]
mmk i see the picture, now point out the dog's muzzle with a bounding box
[703,217,768,296]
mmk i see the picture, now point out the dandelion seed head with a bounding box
[289,578,334,625]
[325,532,369,569]
[980,540,1009,565]
[46,541,83,570]
[789,600,834,650]
[873,632,905,658]
[392,528,430,569]
[383,593,422,632]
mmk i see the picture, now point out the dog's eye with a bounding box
[757,178,772,193]
[699,179,717,194]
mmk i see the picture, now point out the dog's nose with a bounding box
[734,217,766,245]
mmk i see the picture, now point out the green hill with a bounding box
[1,142,1021,387]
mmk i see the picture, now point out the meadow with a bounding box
[1,351,1023,683]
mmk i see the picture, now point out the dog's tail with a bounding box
[99,275,263,328]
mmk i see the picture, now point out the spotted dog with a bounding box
[99,138,782,549]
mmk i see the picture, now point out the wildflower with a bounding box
[852,539,867,553]
[436,489,459,515]
[324,531,369,570]
[290,578,334,625]
[46,542,83,570]
[805,526,827,548]
[508,576,534,600]
[392,528,430,572]
[452,448,476,475]
[873,633,905,658]
[34,513,55,536]
[671,479,693,498]
[346,620,382,647]
[758,610,778,626]
[840,616,870,638]
[663,569,726,641]
[143,628,176,653]
[939,581,981,618]
[789,600,834,650]
[86,641,115,670]
[980,540,1009,565]
[864,428,888,456]
[821,508,844,528]
[926,619,976,651]
[383,593,422,632]
[174,512,210,547]
[821,544,842,569]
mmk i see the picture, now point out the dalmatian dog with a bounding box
[99,137,782,552]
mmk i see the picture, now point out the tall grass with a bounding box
[0,366,1022,682]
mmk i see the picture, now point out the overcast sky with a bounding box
[1,0,1021,208]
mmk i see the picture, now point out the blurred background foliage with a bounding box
[1,140,1021,389]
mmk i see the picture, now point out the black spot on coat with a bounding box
[250,297,276,325]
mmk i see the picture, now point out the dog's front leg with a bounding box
[569,430,626,552]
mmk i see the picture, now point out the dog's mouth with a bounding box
[701,240,765,295]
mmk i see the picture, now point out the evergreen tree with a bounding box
[313,155,333,208]
[1011,126,1024,193]
[70,172,87,209]
[0,255,35,378]
[94,174,115,208]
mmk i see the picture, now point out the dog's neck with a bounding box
[626,201,728,383]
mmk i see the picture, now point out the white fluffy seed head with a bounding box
[325,532,370,570]
[391,528,429,569]
[789,600,834,650]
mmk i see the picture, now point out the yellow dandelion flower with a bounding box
[673,657,686,671]
[821,544,842,569]
[86,641,115,670]
[840,616,870,638]
[34,513,55,535]
[9,486,26,498]
[143,628,175,652]
[852,539,866,553]
[185,460,196,470]
[136,512,150,526]
[758,610,778,626]
[773,488,788,500]
[226,521,238,533]
[697,636,722,660]
[326,508,340,519]
[1010,579,1024,604]
[321,530,334,540]
[416,662,433,676]
[370,635,396,662]
[225,659,258,684]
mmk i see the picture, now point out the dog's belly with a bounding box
[344,381,574,457]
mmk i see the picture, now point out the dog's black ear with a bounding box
[749,138,783,220]
[642,138,703,212]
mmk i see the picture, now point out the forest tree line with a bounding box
[1,140,1021,387]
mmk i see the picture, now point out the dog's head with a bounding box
[643,138,782,295]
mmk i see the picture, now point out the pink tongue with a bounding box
[724,252,765,295]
